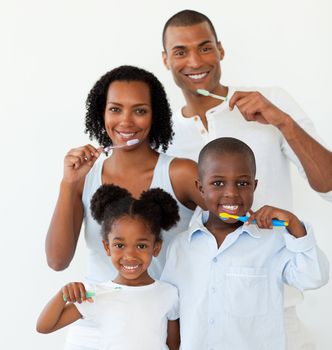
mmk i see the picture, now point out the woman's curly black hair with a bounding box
[85,65,174,152]
[90,184,180,242]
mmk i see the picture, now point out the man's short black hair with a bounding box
[162,9,218,50]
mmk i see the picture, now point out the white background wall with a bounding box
[0,0,331,348]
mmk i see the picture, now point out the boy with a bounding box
[161,137,329,350]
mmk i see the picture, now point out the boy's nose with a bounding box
[223,184,239,197]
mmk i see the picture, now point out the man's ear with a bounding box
[217,42,225,61]
[102,240,111,256]
[254,179,258,191]
[153,240,162,257]
[195,179,204,196]
[162,51,170,70]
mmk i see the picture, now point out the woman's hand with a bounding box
[63,144,103,184]
[247,205,306,238]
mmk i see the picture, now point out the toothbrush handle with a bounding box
[250,218,288,227]
[63,291,95,302]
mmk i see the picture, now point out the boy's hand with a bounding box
[61,282,94,304]
[247,206,306,238]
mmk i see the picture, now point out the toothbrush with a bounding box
[219,212,288,227]
[196,88,227,101]
[103,138,139,153]
[63,291,95,302]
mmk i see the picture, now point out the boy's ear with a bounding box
[102,240,111,256]
[153,240,162,257]
[254,179,258,191]
[195,179,204,196]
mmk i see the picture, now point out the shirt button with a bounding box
[209,319,215,325]
[194,116,198,121]
[213,257,217,263]
[201,129,206,134]
[211,287,216,293]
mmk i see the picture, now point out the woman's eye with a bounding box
[135,108,147,115]
[109,107,120,113]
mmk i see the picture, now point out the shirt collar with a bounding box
[188,211,263,242]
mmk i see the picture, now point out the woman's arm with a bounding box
[45,145,102,270]
[170,158,206,210]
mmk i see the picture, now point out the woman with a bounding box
[46,65,204,349]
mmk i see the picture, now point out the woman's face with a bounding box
[104,80,152,149]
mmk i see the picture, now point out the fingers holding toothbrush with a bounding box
[63,144,103,183]
[62,282,94,304]
[229,91,289,129]
[247,206,306,238]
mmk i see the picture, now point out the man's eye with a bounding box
[137,244,147,249]
[200,46,211,53]
[174,50,185,57]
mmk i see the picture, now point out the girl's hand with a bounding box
[247,205,306,238]
[61,282,93,304]
[63,144,103,184]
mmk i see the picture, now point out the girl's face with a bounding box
[102,216,161,286]
[104,80,153,149]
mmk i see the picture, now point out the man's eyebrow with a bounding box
[171,40,213,51]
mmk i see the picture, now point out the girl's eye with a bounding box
[114,243,124,249]
[137,244,147,249]
[212,181,224,187]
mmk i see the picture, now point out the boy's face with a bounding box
[197,152,257,223]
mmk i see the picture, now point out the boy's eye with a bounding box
[237,181,249,187]
[137,244,147,249]
[212,181,224,186]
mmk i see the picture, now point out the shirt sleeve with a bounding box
[166,285,180,321]
[281,222,330,291]
[271,87,332,202]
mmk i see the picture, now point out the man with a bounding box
[161,9,332,350]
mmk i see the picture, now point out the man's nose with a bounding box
[187,50,203,68]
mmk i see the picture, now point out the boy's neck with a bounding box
[205,214,243,247]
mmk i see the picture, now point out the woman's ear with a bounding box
[102,240,111,256]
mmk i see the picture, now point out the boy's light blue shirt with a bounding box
[161,212,329,350]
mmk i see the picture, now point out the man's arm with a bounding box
[229,90,332,192]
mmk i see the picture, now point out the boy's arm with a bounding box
[167,319,180,350]
[36,290,82,334]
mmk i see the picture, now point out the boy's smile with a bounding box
[197,151,257,234]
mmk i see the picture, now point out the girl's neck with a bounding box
[113,273,155,287]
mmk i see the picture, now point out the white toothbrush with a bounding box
[196,88,227,101]
[103,139,139,153]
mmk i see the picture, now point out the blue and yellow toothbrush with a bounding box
[219,212,288,227]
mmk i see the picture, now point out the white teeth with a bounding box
[119,132,135,138]
[122,265,139,270]
[188,73,207,80]
[222,205,239,210]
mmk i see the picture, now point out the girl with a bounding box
[38,184,180,350]
[45,66,204,349]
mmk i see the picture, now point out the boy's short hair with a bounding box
[198,137,256,177]
[162,9,218,50]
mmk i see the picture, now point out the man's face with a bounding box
[162,21,224,96]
